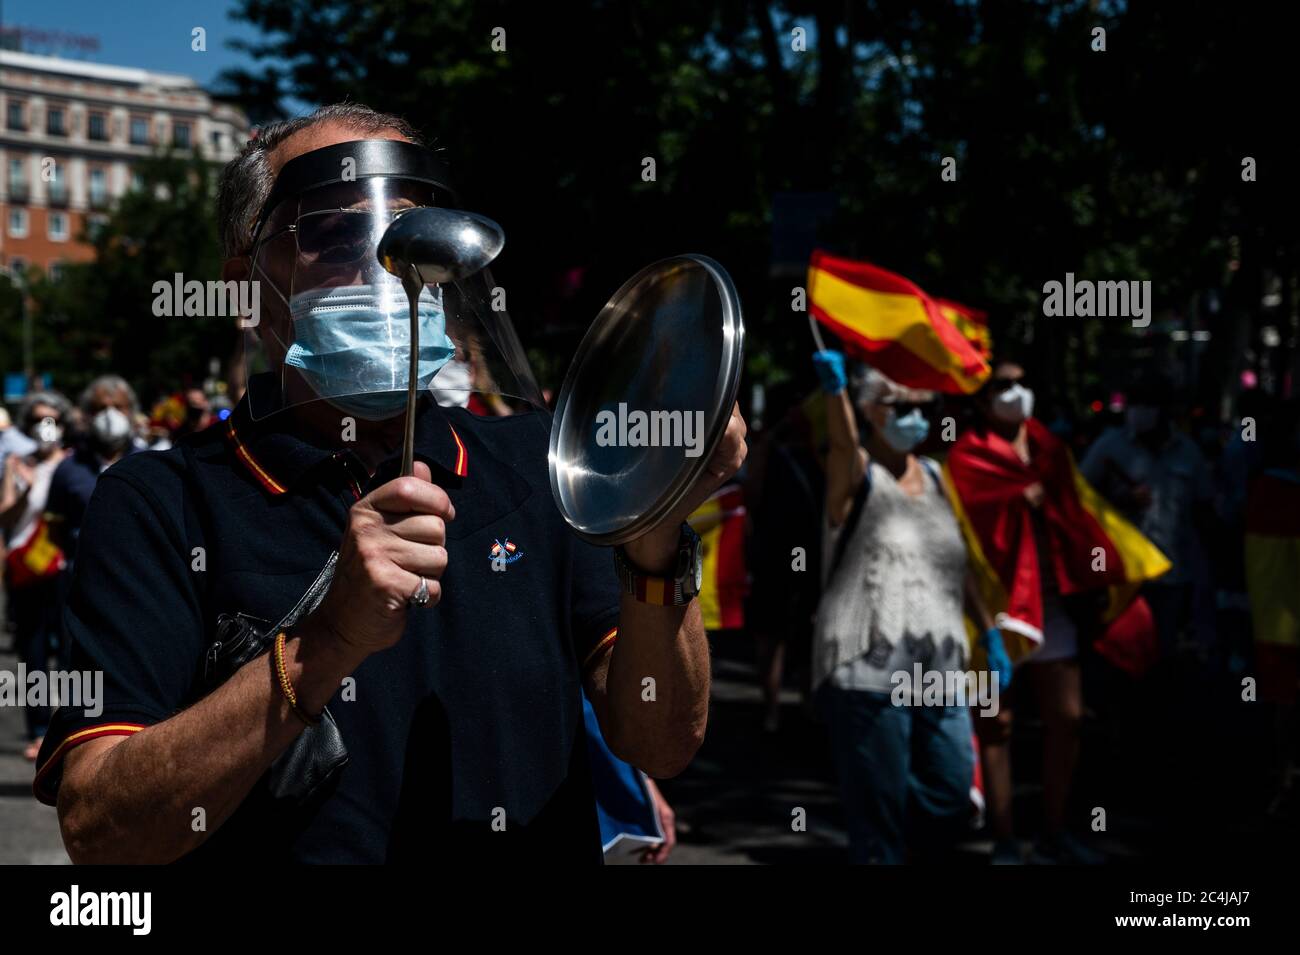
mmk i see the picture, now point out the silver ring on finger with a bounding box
[406,576,431,609]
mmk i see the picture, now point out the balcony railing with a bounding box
[7,184,28,203]
[46,188,69,207]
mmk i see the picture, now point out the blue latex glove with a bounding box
[981,626,1013,691]
[812,350,847,395]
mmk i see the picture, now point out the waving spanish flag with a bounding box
[944,418,1171,675]
[938,299,992,361]
[807,251,990,394]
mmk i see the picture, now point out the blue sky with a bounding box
[3,0,275,95]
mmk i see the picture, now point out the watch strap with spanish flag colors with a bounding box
[612,528,696,606]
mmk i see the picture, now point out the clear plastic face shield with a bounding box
[240,140,546,426]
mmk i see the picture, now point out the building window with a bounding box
[8,157,27,201]
[211,130,223,151]
[130,169,145,192]
[89,167,109,208]
[8,208,28,238]
[9,257,28,282]
[85,213,109,242]
[46,105,67,136]
[49,212,69,241]
[130,115,150,145]
[47,161,67,205]
[48,261,66,282]
[172,121,192,149]
[6,99,25,131]
[88,111,108,141]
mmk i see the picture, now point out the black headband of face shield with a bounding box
[250,139,460,248]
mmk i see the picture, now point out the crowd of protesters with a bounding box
[2,352,1294,865]
[747,350,1298,864]
[0,377,226,760]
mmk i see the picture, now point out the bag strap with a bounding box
[828,456,944,582]
[829,461,872,580]
[918,456,942,492]
[272,551,339,633]
[178,441,337,641]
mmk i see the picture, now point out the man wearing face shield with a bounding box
[36,105,745,864]
[809,350,997,864]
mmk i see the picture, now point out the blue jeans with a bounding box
[820,684,973,864]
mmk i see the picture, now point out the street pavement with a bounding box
[1,612,1293,865]
[0,637,69,864]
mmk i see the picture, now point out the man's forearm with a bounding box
[58,627,366,863]
[603,595,711,779]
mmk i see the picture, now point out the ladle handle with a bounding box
[400,270,422,477]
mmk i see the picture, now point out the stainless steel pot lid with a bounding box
[549,254,744,545]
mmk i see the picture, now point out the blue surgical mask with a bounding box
[881,407,930,452]
[282,283,456,420]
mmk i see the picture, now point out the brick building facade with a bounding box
[0,49,250,281]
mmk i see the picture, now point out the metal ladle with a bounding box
[376,207,505,476]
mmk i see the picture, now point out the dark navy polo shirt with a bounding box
[35,378,622,864]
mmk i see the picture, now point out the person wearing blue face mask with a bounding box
[810,350,999,864]
[279,283,457,421]
[36,105,748,865]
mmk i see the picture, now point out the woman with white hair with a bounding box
[811,351,1008,864]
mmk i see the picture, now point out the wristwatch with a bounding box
[613,522,703,606]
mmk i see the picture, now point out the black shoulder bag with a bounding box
[200,552,349,805]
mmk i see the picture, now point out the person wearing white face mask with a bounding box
[45,376,142,560]
[948,359,1110,865]
[990,379,1035,428]
[809,350,1000,864]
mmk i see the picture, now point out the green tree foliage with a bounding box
[213,2,1300,410]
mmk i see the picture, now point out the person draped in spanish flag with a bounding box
[945,358,1171,864]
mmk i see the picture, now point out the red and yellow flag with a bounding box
[807,250,990,394]
[943,418,1170,675]
[688,484,747,631]
[1245,470,1300,703]
[938,298,992,362]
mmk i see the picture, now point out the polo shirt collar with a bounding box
[227,374,469,496]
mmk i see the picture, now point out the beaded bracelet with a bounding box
[273,631,321,726]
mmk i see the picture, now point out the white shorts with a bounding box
[1031,596,1078,663]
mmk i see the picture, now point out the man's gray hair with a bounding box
[216,103,425,259]
[80,375,138,415]
[19,389,71,425]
